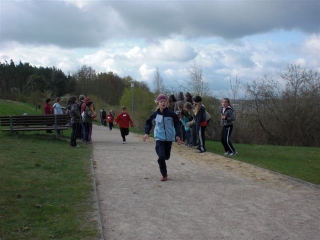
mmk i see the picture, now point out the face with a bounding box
[222,99,229,108]
[158,99,168,109]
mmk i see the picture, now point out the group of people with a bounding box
[143,92,237,181]
[44,92,236,181]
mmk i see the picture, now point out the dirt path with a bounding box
[92,125,320,240]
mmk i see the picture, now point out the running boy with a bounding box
[114,106,134,144]
[142,94,181,181]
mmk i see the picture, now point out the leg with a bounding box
[155,141,167,177]
[226,125,236,153]
[88,122,93,142]
[197,126,205,152]
[120,128,126,141]
[70,123,77,146]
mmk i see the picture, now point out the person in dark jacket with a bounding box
[221,98,237,156]
[189,95,207,153]
[69,96,81,147]
[143,94,181,181]
[44,98,54,133]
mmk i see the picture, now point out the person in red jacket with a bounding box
[114,106,134,144]
[44,98,54,133]
[106,110,114,131]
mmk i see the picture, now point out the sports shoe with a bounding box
[224,152,230,155]
[161,174,168,181]
[228,151,238,156]
[196,149,205,153]
[122,141,126,144]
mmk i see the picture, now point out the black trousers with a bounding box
[221,125,236,153]
[197,125,207,152]
[155,141,172,177]
[120,128,129,141]
[70,123,78,146]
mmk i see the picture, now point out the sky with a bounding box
[0,0,319,96]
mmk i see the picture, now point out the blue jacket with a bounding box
[145,107,181,141]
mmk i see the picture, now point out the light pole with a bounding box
[130,81,134,121]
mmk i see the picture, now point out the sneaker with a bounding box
[122,141,126,144]
[224,151,230,155]
[85,141,92,144]
[161,174,168,181]
[196,149,205,153]
[228,151,238,156]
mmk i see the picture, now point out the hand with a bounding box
[142,134,148,141]
[221,116,226,120]
[186,121,192,127]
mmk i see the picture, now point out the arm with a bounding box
[142,112,156,141]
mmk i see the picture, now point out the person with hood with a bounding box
[143,94,181,181]
[221,98,237,156]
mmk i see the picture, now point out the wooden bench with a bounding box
[0,114,71,138]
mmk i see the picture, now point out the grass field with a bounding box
[0,100,99,239]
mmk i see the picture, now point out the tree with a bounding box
[245,65,320,146]
[153,67,164,95]
[187,61,210,96]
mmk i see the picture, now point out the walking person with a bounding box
[142,94,181,181]
[106,111,114,131]
[101,109,107,126]
[82,101,94,144]
[114,106,134,144]
[221,98,237,155]
[69,96,81,147]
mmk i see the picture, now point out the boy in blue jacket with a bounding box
[142,94,181,181]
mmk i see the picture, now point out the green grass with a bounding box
[0,99,40,115]
[206,142,320,185]
[0,133,99,240]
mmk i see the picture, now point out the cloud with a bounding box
[1,1,319,48]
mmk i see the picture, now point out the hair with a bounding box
[45,98,51,103]
[222,98,233,108]
[86,101,93,107]
[69,96,77,104]
[79,95,85,101]
[177,101,184,110]
[168,94,177,103]
[56,97,60,102]
[184,102,192,110]
[121,106,126,110]
[184,92,193,103]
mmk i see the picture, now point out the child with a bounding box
[69,96,81,147]
[106,111,114,131]
[183,102,195,147]
[192,95,207,153]
[221,98,237,155]
[114,106,134,144]
[142,94,181,181]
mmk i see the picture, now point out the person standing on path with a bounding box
[114,106,134,144]
[142,94,181,181]
[221,98,237,156]
[69,96,81,147]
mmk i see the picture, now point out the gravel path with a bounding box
[92,125,320,240]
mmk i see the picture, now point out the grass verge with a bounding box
[0,132,99,240]
[206,141,320,185]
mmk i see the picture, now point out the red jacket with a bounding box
[106,113,114,123]
[115,111,134,128]
[44,103,54,114]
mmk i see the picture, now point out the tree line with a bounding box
[1,60,319,147]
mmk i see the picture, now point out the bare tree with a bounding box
[153,67,164,95]
[187,61,210,96]
[245,65,320,147]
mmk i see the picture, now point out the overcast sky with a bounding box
[1,0,319,96]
